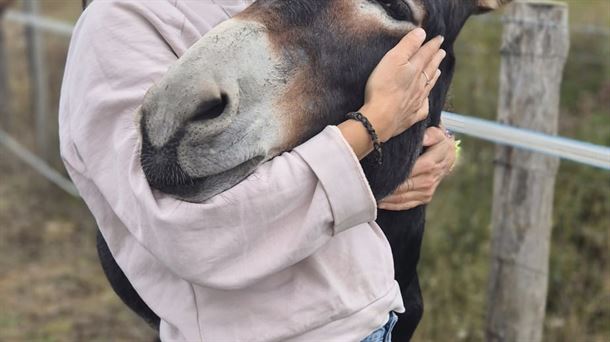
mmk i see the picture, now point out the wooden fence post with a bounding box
[24,0,49,159]
[0,1,10,130]
[486,2,569,342]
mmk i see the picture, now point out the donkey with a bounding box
[98,0,510,340]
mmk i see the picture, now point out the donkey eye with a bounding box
[376,0,414,22]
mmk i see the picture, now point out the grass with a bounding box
[0,0,608,341]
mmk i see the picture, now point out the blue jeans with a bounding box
[361,312,398,342]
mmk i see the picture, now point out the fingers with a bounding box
[378,200,424,211]
[378,124,459,212]
[380,190,432,206]
[429,141,451,164]
[378,183,436,209]
[410,35,445,71]
[445,138,458,173]
[423,126,445,147]
[413,98,430,124]
[425,130,453,161]
[423,69,442,95]
[410,73,438,127]
[381,173,438,202]
[410,156,431,177]
[410,141,450,177]
[393,28,427,62]
[409,40,444,111]
[422,49,446,86]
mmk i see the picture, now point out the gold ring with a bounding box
[422,71,431,86]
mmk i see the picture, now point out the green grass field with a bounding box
[0,1,608,341]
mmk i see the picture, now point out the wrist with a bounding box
[337,119,374,160]
[358,104,393,143]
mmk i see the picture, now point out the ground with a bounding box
[0,148,155,341]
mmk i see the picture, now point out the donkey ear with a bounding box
[475,0,512,14]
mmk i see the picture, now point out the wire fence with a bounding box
[0,8,609,198]
[4,9,73,36]
[6,8,610,38]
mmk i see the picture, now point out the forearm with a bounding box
[97,127,376,289]
[337,106,392,160]
[337,119,375,160]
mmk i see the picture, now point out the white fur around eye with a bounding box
[357,0,419,31]
[405,0,425,23]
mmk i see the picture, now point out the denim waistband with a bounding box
[360,312,398,342]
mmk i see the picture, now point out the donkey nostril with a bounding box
[191,93,228,123]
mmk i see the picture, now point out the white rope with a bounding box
[442,112,610,170]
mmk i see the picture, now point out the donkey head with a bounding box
[140,0,511,202]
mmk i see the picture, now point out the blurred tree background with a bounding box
[0,0,608,341]
[418,1,610,341]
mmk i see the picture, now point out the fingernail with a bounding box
[438,35,445,43]
[424,133,430,143]
[440,49,447,58]
[413,28,426,39]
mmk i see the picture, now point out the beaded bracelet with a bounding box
[346,111,383,166]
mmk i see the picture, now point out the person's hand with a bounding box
[360,28,446,142]
[378,126,456,211]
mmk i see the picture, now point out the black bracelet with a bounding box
[346,111,383,166]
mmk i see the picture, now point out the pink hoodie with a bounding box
[59,1,404,340]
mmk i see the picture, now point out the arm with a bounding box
[60,0,377,290]
[60,1,444,289]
